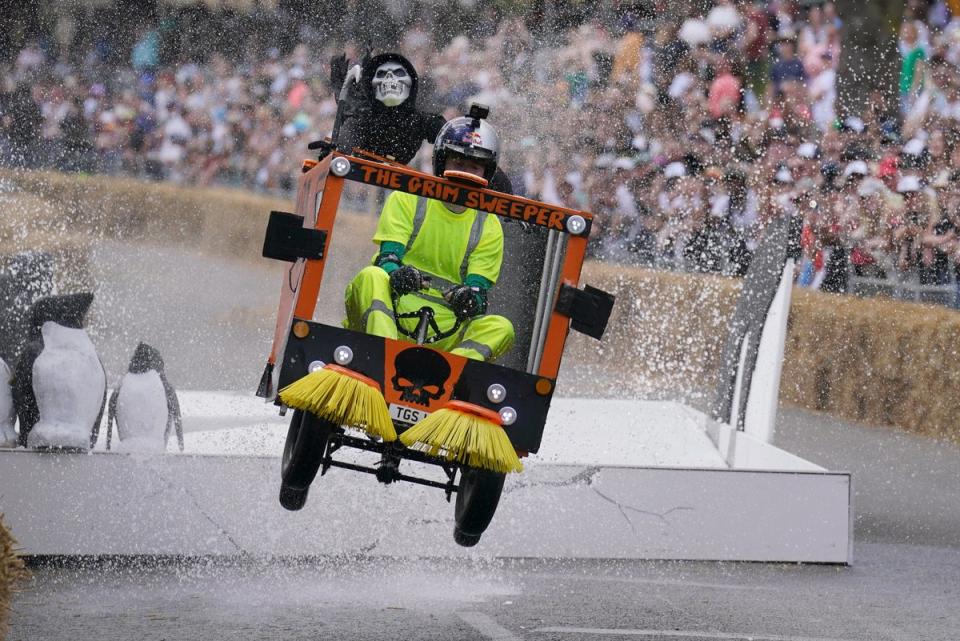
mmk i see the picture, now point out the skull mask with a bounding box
[391,347,451,407]
[372,62,412,107]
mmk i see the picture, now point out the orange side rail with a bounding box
[267,156,342,368]
[537,234,588,380]
[293,171,345,321]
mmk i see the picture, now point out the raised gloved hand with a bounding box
[445,285,487,320]
[389,265,425,296]
[330,54,348,94]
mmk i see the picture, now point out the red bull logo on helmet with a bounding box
[462,130,483,145]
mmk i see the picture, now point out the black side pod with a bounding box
[262,211,327,262]
[555,284,615,339]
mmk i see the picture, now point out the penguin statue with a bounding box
[12,292,106,450]
[329,52,514,194]
[1,358,16,448]
[106,342,183,453]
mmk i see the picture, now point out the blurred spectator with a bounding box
[770,36,806,97]
[1,83,44,167]
[900,22,927,115]
[893,175,930,274]
[744,1,773,95]
[58,96,95,172]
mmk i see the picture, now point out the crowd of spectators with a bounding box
[5,1,960,306]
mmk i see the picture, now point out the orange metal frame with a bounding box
[342,154,593,235]
[267,153,594,381]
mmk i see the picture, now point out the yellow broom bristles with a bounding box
[279,366,397,442]
[400,408,523,474]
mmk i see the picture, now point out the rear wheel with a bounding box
[280,409,335,511]
[453,467,506,547]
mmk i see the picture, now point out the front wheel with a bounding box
[280,409,336,511]
[453,467,506,547]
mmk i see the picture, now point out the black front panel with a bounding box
[278,321,554,454]
[277,322,386,393]
[455,358,553,454]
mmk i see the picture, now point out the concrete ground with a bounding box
[10,406,960,641]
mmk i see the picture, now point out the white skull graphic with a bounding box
[372,62,412,107]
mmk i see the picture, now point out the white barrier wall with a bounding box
[742,260,795,444]
[0,448,851,563]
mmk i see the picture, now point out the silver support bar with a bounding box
[527,229,557,372]
[531,231,567,375]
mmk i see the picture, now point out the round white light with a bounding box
[333,345,354,365]
[486,383,507,404]
[330,157,351,177]
[498,406,517,426]
[566,215,587,235]
[308,360,326,373]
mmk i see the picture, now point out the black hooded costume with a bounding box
[331,52,513,194]
[335,52,445,165]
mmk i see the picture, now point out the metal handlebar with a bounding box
[413,307,434,344]
[395,304,462,345]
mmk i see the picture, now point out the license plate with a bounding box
[389,403,429,425]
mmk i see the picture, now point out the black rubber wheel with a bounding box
[453,467,506,547]
[279,409,335,511]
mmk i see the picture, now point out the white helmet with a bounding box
[432,113,500,181]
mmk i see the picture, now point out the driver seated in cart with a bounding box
[343,115,514,362]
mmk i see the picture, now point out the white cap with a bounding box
[903,138,926,156]
[857,177,885,197]
[668,73,695,99]
[594,153,615,168]
[896,175,922,193]
[678,19,711,46]
[707,5,742,36]
[664,161,686,179]
[775,166,794,184]
[933,170,951,188]
[798,142,819,159]
[843,116,865,133]
[613,157,635,170]
[843,161,869,179]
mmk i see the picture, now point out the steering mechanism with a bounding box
[394,305,463,345]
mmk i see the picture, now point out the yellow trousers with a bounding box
[344,266,514,361]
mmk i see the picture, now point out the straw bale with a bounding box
[0,169,291,258]
[0,169,377,261]
[0,514,29,637]
[568,263,738,399]
[782,290,960,440]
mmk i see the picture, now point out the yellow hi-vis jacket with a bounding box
[343,191,514,362]
[372,191,504,288]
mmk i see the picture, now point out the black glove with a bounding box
[389,265,425,296]
[446,285,487,320]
